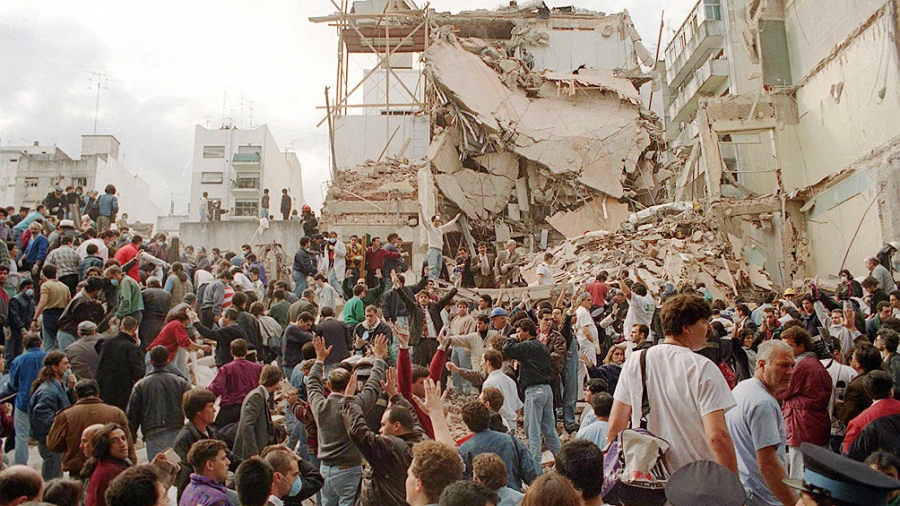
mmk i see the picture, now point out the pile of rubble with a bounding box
[320,159,421,226]
[517,201,775,301]
[423,27,667,242]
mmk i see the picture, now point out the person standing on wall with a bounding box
[260,189,270,219]
[281,189,292,221]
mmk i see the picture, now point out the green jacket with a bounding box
[344,296,365,327]
[116,276,144,318]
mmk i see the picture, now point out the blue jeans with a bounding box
[14,408,30,465]
[563,340,580,426]
[38,439,62,480]
[523,384,561,461]
[42,308,64,351]
[286,414,309,461]
[56,331,76,352]
[426,247,442,280]
[319,463,362,506]
[293,270,308,297]
[451,346,473,394]
[144,427,180,462]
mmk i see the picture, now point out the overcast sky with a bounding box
[0,0,695,215]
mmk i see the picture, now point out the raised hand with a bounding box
[445,361,460,373]
[343,370,359,397]
[313,336,332,362]
[381,367,398,398]
[372,334,389,360]
[412,378,447,417]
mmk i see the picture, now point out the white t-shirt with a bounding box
[613,344,736,471]
[624,292,655,343]
[575,305,600,364]
[820,358,858,436]
[484,369,523,430]
[536,263,553,285]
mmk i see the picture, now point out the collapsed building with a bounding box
[314,1,675,279]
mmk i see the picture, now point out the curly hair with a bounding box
[461,400,492,432]
[660,294,711,337]
[473,453,508,490]
[410,441,463,503]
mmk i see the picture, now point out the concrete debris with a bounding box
[514,201,776,300]
[320,159,421,226]
[423,31,664,242]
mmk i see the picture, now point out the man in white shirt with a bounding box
[481,349,522,430]
[314,273,340,315]
[617,270,656,347]
[535,253,554,286]
[419,209,460,280]
[607,294,737,473]
[821,344,858,453]
[574,293,599,394]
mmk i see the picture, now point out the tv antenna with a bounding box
[89,71,110,134]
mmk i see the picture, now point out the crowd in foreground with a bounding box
[0,193,899,505]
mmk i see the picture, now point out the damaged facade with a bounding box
[659,0,900,286]
[313,0,668,267]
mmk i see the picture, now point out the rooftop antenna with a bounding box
[240,92,244,129]
[88,71,110,134]
[204,115,211,128]
[248,101,255,128]
[221,88,228,128]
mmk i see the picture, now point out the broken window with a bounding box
[72,177,88,187]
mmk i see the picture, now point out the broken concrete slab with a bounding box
[542,69,641,104]
[427,129,463,174]
[435,169,517,220]
[545,198,630,239]
[474,151,519,180]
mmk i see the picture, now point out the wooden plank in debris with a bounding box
[719,255,739,295]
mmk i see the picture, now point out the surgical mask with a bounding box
[157,241,164,248]
[110,279,119,287]
[288,476,303,497]
[25,289,34,297]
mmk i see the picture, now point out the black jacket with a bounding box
[126,368,190,438]
[173,421,240,499]
[502,338,551,391]
[846,413,900,461]
[235,310,263,354]
[95,332,145,411]
[8,293,35,331]
[193,322,247,367]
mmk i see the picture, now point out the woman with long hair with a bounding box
[836,268,864,300]
[144,309,210,380]
[164,262,193,309]
[29,351,74,481]
[83,423,133,506]
[589,343,626,394]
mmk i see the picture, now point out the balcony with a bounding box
[665,19,726,89]
[668,58,730,125]
[231,153,261,170]
[230,177,261,196]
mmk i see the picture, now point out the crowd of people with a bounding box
[0,192,899,506]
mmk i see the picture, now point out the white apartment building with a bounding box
[188,125,304,221]
[659,0,900,281]
[0,135,165,224]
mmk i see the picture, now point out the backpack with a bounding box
[601,349,671,505]
[87,201,100,221]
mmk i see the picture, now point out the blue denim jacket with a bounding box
[29,379,72,439]
[459,430,541,492]
[98,194,118,217]
[6,347,47,411]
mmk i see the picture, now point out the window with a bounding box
[24,178,39,188]
[234,174,260,189]
[238,145,262,155]
[234,200,259,217]
[203,145,225,158]
[72,177,88,187]
[705,0,722,20]
[201,172,224,184]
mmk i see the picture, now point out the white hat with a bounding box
[59,220,75,228]
[889,241,900,250]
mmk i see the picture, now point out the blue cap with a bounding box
[489,307,508,318]
[783,443,900,506]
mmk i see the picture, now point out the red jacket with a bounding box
[843,398,900,453]
[779,354,833,446]
[398,347,445,439]
[113,243,140,281]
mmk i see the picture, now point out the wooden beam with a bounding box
[309,9,424,23]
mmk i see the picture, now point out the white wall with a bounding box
[94,157,166,225]
[526,16,638,73]
[333,114,429,170]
